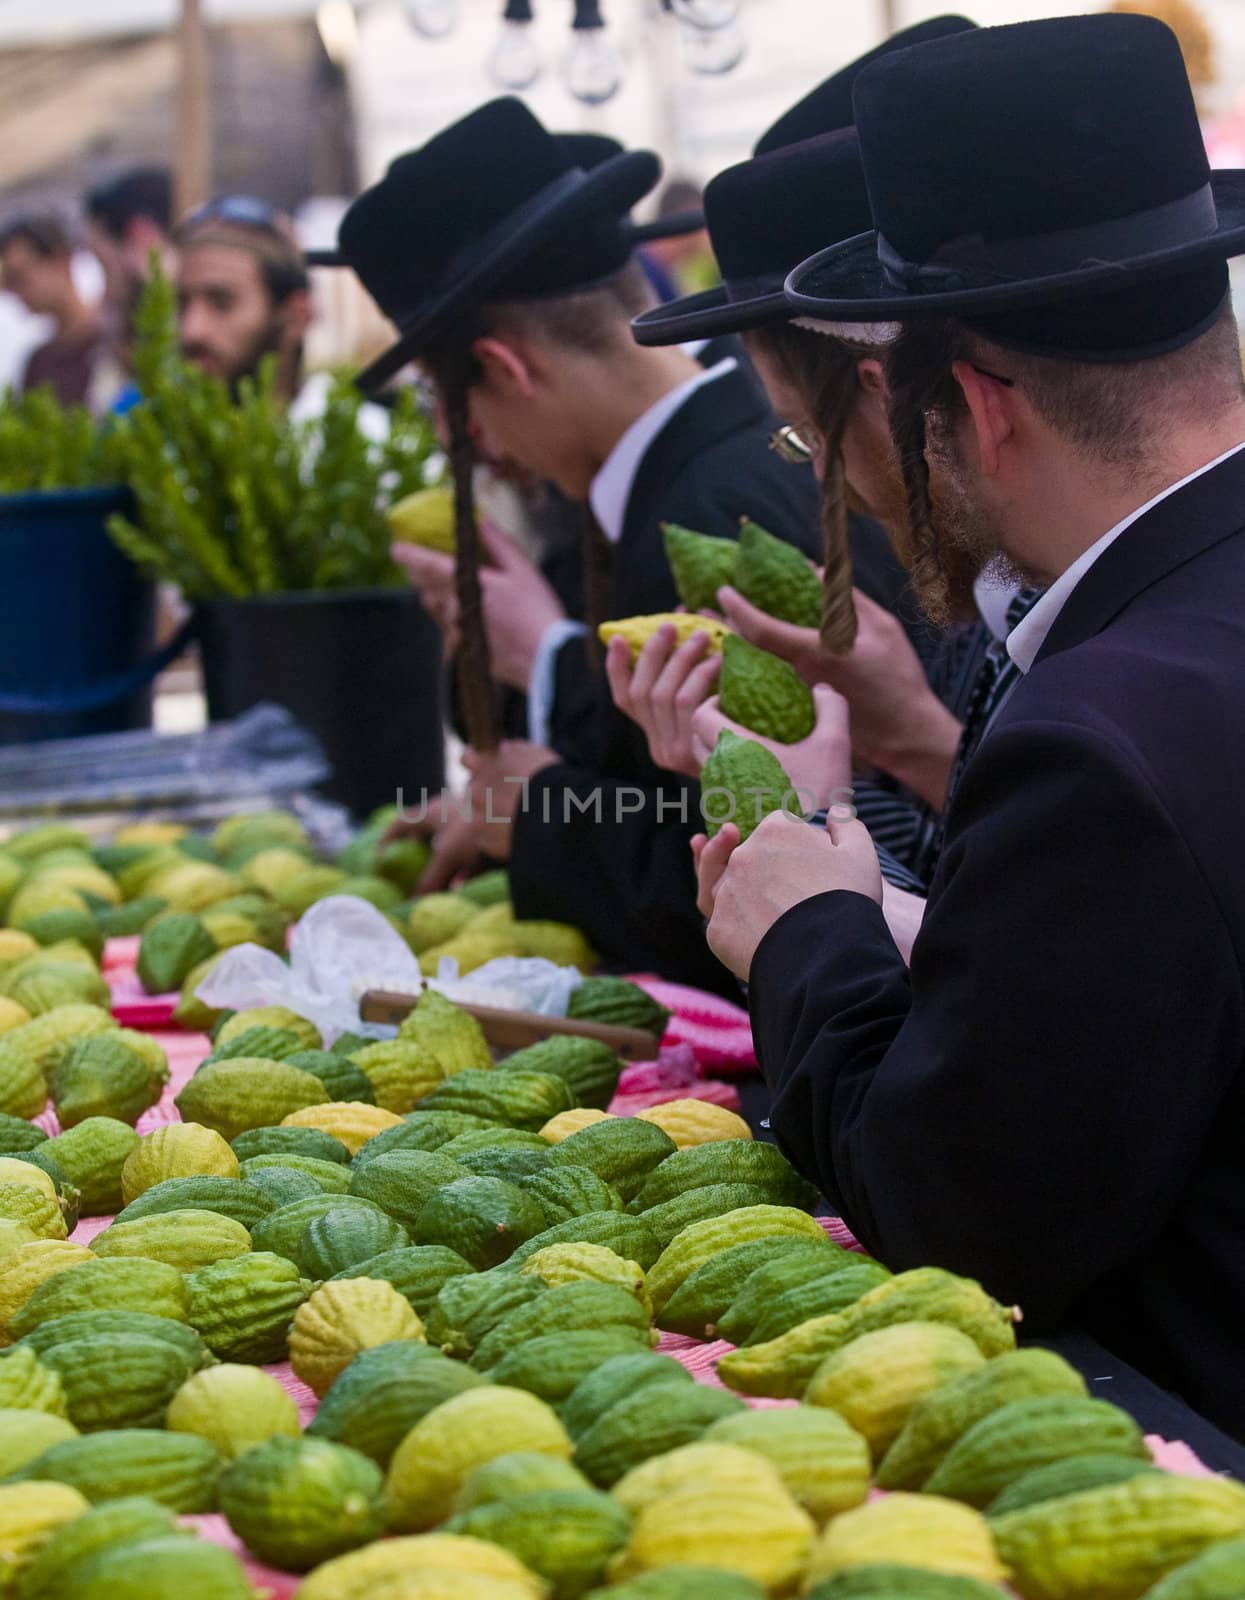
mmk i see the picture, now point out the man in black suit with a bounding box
[331,98,899,991]
[696,14,1245,1436]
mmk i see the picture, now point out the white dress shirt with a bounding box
[588,357,737,543]
[1008,437,1245,675]
[527,357,737,746]
[971,572,1023,644]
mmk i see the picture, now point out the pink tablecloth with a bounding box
[103,940,760,1078]
[60,943,1207,1593]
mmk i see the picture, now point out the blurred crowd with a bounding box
[0,165,717,422]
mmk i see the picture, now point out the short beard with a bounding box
[226,322,286,401]
[182,321,289,401]
[910,411,1011,626]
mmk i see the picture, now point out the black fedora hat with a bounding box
[556,132,705,244]
[787,14,1245,324]
[630,14,977,348]
[305,130,680,270]
[334,99,659,390]
[753,14,976,157]
[632,129,871,346]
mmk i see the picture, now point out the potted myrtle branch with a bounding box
[0,389,155,745]
[107,269,447,815]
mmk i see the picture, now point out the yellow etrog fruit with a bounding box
[805,1320,987,1456]
[120,1122,240,1205]
[806,1493,1008,1586]
[297,1532,546,1600]
[611,1441,786,1517]
[0,933,38,971]
[419,926,521,978]
[114,822,188,847]
[398,989,493,1076]
[281,1102,402,1156]
[0,998,31,1036]
[167,1364,302,1459]
[290,1278,425,1398]
[597,614,731,662]
[388,485,456,554]
[608,1478,815,1593]
[406,895,481,956]
[520,1242,651,1317]
[0,1480,90,1578]
[0,1240,93,1344]
[540,1108,614,1142]
[385,1387,573,1533]
[634,1099,751,1149]
[509,921,597,971]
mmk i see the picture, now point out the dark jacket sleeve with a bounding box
[748,713,1242,1328]
[509,758,738,998]
[544,462,823,767]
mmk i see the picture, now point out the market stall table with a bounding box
[54,933,1239,1593]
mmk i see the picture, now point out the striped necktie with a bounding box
[945,586,1043,804]
[912,586,1043,886]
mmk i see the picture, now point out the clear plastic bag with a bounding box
[194,896,587,1044]
[428,956,584,1016]
[194,895,424,1045]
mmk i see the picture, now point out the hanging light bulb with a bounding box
[678,11,746,73]
[316,0,359,67]
[401,0,459,40]
[670,0,738,26]
[489,0,542,89]
[565,0,623,105]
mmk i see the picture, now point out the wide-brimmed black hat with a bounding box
[632,129,871,346]
[556,133,704,243]
[787,14,1245,328]
[329,99,659,390]
[630,14,977,348]
[753,14,976,157]
[305,130,681,274]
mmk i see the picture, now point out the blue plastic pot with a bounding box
[0,486,160,745]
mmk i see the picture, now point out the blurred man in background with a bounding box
[85,167,175,411]
[85,167,174,319]
[641,177,718,296]
[176,197,387,441]
[175,199,312,403]
[0,214,116,410]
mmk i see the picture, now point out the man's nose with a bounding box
[178,299,211,348]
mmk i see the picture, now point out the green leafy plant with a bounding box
[105,266,441,596]
[0,387,123,494]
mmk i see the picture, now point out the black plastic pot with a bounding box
[0,486,157,745]
[196,587,446,819]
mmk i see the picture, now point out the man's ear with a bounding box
[855,356,887,395]
[471,335,535,397]
[278,288,313,349]
[951,358,1013,477]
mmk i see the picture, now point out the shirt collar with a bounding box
[972,573,1023,643]
[1007,437,1245,675]
[589,357,737,543]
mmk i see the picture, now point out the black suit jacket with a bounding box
[749,446,1245,1437]
[510,360,904,996]
[496,337,761,741]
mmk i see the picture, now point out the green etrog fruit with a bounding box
[662,521,739,613]
[698,731,796,842]
[217,1434,386,1571]
[718,633,815,744]
[733,518,822,628]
